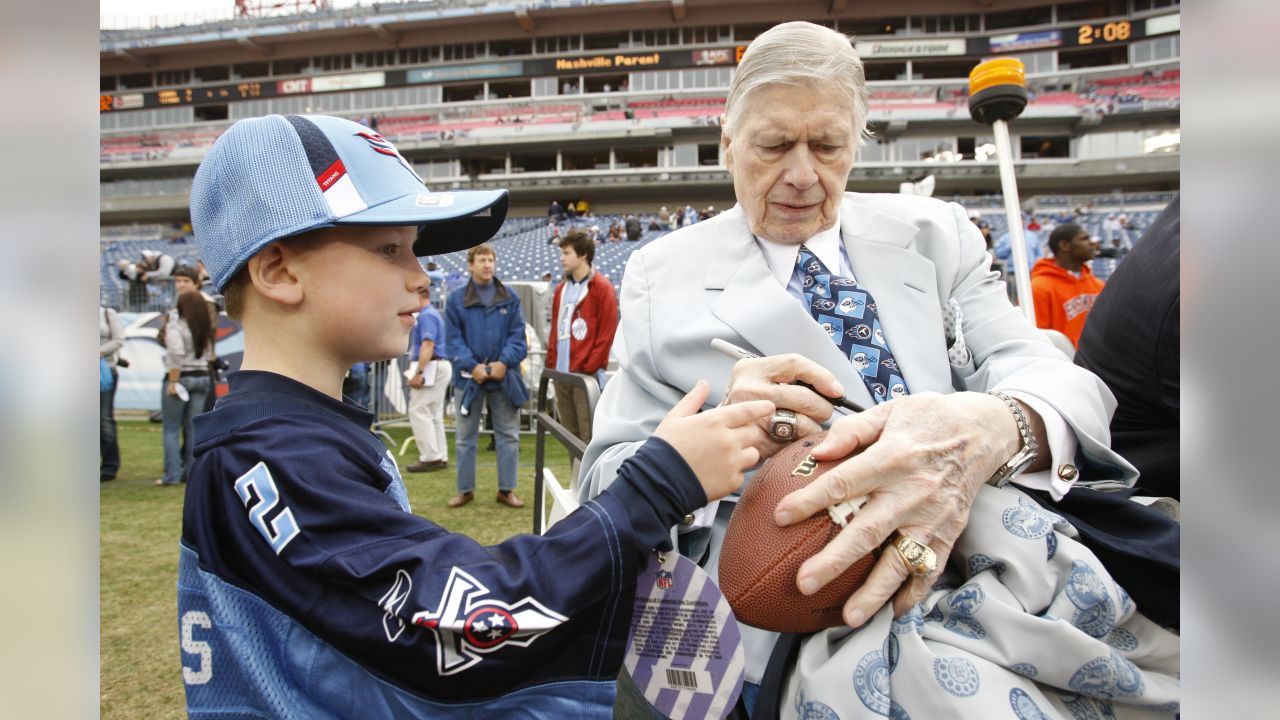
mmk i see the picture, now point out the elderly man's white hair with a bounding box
[723,21,872,148]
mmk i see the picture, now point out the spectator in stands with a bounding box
[424,260,445,295]
[681,204,696,227]
[548,199,565,223]
[657,205,670,227]
[575,198,590,216]
[624,213,642,242]
[588,224,602,244]
[606,223,622,243]
[117,259,148,310]
[406,284,451,473]
[139,249,176,285]
[100,303,124,482]
[1075,195,1179,499]
[581,22,1165,717]
[1102,212,1122,240]
[195,259,212,288]
[1091,236,1130,282]
[158,289,213,486]
[993,214,1045,269]
[547,229,619,444]
[1031,223,1104,348]
[969,213,1008,282]
[445,243,529,509]
[445,268,468,294]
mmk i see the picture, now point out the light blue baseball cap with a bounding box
[190,114,509,292]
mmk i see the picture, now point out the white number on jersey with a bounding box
[234,462,301,554]
[181,610,213,685]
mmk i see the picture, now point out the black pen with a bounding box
[710,338,867,414]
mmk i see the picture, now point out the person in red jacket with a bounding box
[1031,223,1105,348]
[547,229,619,442]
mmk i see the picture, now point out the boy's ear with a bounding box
[245,241,304,306]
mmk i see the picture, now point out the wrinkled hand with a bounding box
[655,380,775,502]
[470,364,489,383]
[488,361,507,381]
[720,353,844,460]
[773,391,1021,627]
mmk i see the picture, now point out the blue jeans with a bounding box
[343,364,371,408]
[100,368,120,478]
[162,375,212,485]
[454,388,519,494]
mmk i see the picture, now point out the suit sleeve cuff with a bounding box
[1002,390,1078,501]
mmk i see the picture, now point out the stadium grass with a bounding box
[101,418,576,720]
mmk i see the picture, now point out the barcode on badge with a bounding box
[665,668,704,691]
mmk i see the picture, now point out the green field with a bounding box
[100,418,575,719]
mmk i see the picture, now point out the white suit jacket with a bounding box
[580,193,1134,501]
[578,192,1137,683]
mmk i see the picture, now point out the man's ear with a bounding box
[721,131,734,174]
[245,241,304,307]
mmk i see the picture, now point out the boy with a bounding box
[178,114,773,717]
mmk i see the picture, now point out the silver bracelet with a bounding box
[986,390,1039,487]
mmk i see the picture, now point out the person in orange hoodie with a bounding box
[1031,223,1105,347]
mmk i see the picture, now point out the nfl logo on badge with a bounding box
[656,569,674,590]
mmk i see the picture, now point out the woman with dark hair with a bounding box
[158,289,214,486]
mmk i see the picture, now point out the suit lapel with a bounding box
[706,207,875,409]
[840,197,952,393]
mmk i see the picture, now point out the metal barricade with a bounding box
[367,357,413,447]
[532,369,600,535]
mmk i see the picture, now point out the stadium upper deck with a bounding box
[100,0,1179,220]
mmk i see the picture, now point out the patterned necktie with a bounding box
[796,245,910,404]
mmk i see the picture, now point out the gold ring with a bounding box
[769,409,799,442]
[889,531,937,577]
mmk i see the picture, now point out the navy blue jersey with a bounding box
[178,371,702,718]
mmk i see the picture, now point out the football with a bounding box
[718,431,877,633]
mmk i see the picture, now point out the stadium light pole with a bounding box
[968,58,1035,324]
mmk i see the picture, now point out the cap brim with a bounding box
[338,189,509,255]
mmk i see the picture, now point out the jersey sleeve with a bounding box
[185,414,701,700]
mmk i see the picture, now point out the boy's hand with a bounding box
[655,380,774,502]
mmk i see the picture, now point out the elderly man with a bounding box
[582,21,1177,719]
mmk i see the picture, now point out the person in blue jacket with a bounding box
[445,243,530,509]
[179,114,773,719]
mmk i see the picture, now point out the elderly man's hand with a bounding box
[721,353,844,460]
[772,391,1023,627]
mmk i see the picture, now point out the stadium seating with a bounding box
[101,194,1169,311]
[99,65,1181,164]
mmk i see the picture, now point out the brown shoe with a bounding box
[407,460,448,473]
[495,491,525,508]
[447,491,475,508]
